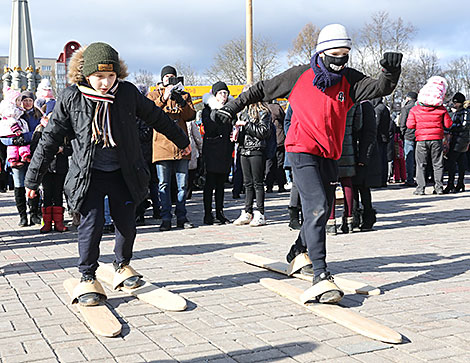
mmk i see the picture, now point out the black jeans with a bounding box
[446,150,466,185]
[42,172,66,207]
[78,169,136,276]
[415,140,444,191]
[203,172,227,215]
[240,154,266,214]
[232,146,243,196]
[265,146,287,190]
[289,152,337,275]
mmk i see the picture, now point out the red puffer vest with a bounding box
[285,68,354,160]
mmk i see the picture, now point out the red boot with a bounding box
[52,206,68,232]
[40,206,53,233]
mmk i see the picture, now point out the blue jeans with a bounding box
[156,159,189,222]
[12,164,28,187]
[404,140,415,183]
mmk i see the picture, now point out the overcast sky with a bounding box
[0,0,468,79]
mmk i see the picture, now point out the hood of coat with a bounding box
[67,45,129,85]
[202,92,234,110]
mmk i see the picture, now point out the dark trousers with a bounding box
[290,152,337,274]
[446,150,466,186]
[353,185,373,212]
[241,154,266,214]
[377,142,388,186]
[42,172,66,207]
[203,172,227,215]
[78,169,136,276]
[232,146,243,196]
[415,140,444,191]
[288,178,301,208]
[265,146,287,190]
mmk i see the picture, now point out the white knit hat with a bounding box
[316,24,352,53]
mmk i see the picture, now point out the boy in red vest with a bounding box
[216,24,402,304]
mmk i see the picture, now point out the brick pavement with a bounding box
[1,177,470,362]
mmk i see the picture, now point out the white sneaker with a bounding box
[249,211,266,227]
[233,211,253,225]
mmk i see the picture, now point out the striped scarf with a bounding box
[78,81,119,147]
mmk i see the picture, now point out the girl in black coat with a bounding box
[201,82,234,225]
[233,89,271,227]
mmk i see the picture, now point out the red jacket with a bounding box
[406,105,452,141]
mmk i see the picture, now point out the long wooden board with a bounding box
[96,264,187,311]
[63,278,121,337]
[261,278,402,343]
[234,252,380,295]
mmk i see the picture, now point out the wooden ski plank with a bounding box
[96,264,187,312]
[63,278,121,337]
[260,278,402,344]
[234,252,381,295]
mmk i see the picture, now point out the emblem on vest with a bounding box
[338,92,345,102]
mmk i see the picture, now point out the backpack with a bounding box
[264,121,277,159]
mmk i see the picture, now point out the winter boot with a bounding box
[40,206,53,233]
[360,208,377,231]
[215,210,230,224]
[326,219,337,236]
[340,216,354,234]
[52,206,68,232]
[455,177,465,193]
[14,187,28,227]
[288,207,302,230]
[28,196,42,225]
[443,183,455,194]
[203,213,214,225]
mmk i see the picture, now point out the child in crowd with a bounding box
[0,87,31,167]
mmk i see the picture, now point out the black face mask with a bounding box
[323,54,349,73]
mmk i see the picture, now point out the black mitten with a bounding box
[12,135,26,146]
[380,52,403,72]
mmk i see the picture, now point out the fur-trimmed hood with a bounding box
[67,45,129,85]
[202,92,234,110]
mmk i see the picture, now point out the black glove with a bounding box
[170,89,187,107]
[12,135,26,146]
[380,52,403,73]
[214,106,234,124]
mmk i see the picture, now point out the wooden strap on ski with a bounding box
[287,253,311,276]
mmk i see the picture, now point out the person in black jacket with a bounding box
[24,42,190,307]
[399,91,418,186]
[31,100,71,233]
[371,97,391,187]
[444,92,470,193]
[215,23,402,304]
[233,89,271,227]
[265,102,287,193]
[201,82,234,225]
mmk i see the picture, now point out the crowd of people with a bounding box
[1,23,469,305]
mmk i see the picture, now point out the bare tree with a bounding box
[444,56,470,97]
[352,11,417,108]
[287,22,320,66]
[174,61,206,86]
[133,69,156,89]
[400,50,442,96]
[206,36,279,84]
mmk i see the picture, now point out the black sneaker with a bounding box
[177,219,194,229]
[159,220,172,231]
[113,261,142,289]
[78,274,104,306]
[18,214,28,227]
[313,272,344,304]
[30,213,42,226]
[203,214,214,225]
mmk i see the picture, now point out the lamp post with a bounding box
[246,0,253,85]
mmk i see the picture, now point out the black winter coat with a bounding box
[338,105,362,178]
[372,98,391,144]
[201,104,234,174]
[352,101,382,188]
[399,99,416,141]
[237,109,271,157]
[266,103,285,147]
[25,81,189,212]
[448,108,470,153]
[31,125,72,174]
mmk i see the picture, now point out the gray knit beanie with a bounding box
[82,42,121,77]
